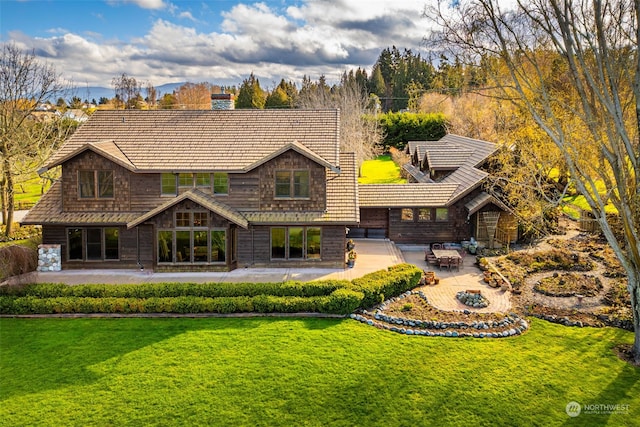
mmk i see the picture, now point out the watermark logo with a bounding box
[566,401,581,417]
[566,401,630,417]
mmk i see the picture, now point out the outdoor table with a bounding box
[431,249,462,260]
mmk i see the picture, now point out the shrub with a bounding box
[0,266,422,315]
[320,289,364,314]
[0,244,37,281]
[350,263,422,309]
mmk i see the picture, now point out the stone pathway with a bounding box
[399,246,512,313]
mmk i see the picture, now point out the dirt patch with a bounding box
[488,216,632,330]
[613,344,640,366]
[533,272,602,297]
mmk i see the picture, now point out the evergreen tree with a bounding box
[235,73,266,109]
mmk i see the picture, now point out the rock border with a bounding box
[351,290,529,338]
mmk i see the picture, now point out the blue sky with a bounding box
[1,0,430,89]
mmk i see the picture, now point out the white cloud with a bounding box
[107,0,168,10]
[3,0,432,87]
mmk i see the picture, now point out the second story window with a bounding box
[178,173,193,187]
[161,173,177,196]
[213,172,228,195]
[79,170,114,199]
[196,173,210,188]
[275,170,309,198]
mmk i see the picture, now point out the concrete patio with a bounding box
[4,239,511,313]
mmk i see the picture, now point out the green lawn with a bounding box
[14,174,46,209]
[359,155,406,184]
[1,317,638,426]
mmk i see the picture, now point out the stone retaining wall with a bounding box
[38,244,61,272]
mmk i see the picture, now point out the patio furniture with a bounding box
[432,249,462,271]
[431,243,443,250]
[449,256,460,272]
[425,252,438,265]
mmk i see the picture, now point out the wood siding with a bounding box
[374,189,489,244]
[258,151,327,211]
[62,151,131,212]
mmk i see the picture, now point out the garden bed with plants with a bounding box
[479,218,632,331]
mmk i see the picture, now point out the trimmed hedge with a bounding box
[0,288,365,316]
[0,264,421,315]
[349,263,423,309]
[0,280,350,299]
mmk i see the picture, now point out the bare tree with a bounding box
[426,0,640,362]
[297,75,382,166]
[0,44,71,236]
[111,73,142,109]
[145,82,157,109]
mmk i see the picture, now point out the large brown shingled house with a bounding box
[23,109,357,270]
[22,109,514,271]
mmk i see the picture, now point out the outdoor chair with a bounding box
[449,257,460,272]
[426,253,438,265]
[431,243,442,250]
[439,256,450,271]
[457,249,466,265]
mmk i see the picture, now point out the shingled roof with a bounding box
[44,109,341,172]
[366,134,498,208]
[358,183,460,208]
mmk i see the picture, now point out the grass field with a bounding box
[358,155,406,184]
[13,174,46,209]
[1,317,638,426]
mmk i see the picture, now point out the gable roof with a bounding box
[425,148,473,170]
[127,189,249,229]
[465,191,510,216]
[241,152,359,224]
[44,109,341,172]
[359,134,499,209]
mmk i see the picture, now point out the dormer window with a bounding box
[275,170,309,198]
[78,170,114,199]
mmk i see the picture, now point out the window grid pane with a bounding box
[86,229,102,260]
[195,173,210,187]
[68,228,83,260]
[98,171,114,198]
[158,231,173,263]
[213,173,228,194]
[271,228,286,259]
[193,212,208,227]
[401,208,414,221]
[175,231,191,262]
[275,171,291,197]
[289,227,304,259]
[418,208,432,221]
[104,228,119,260]
[178,173,193,187]
[306,227,321,259]
[436,208,449,221]
[161,173,177,195]
[79,171,95,198]
[193,231,208,262]
[176,212,190,227]
[293,171,309,198]
[211,230,226,262]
